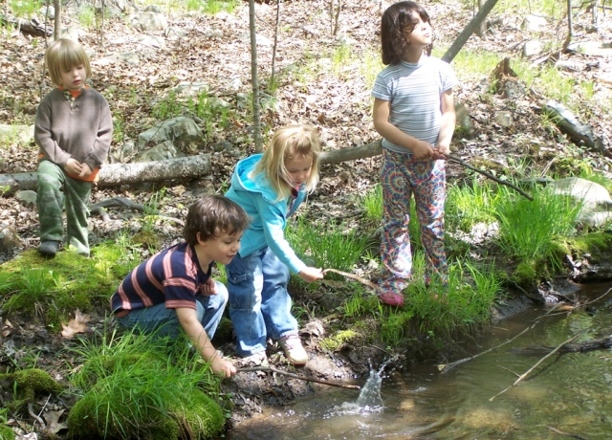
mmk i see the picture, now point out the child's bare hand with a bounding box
[433,143,450,159]
[201,278,217,296]
[78,163,93,178]
[64,158,82,175]
[412,141,434,160]
[298,266,324,282]
[210,357,237,378]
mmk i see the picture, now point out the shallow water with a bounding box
[228,283,612,439]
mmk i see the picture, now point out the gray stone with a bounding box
[0,226,20,253]
[137,117,203,157]
[135,140,178,162]
[15,190,37,207]
[523,40,544,57]
[493,111,513,128]
[522,14,547,32]
[548,177,612,228]
[133,11,168,32]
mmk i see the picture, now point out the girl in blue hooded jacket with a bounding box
[225,125,324,366]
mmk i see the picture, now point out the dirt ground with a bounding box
[1,0,612,437]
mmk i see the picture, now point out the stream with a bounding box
[227,282,612,439]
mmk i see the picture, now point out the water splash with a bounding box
[356,356,395,409]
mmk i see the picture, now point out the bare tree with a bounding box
[53,0,61,39]
[248,0,263,152]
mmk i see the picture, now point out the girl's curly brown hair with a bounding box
[381,1,433,65]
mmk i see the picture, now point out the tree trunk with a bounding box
[0,154,211,196]
[248,0,263,152]
[53,0,61,40]
[442,0,501,63]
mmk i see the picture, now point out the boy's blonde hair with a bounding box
[253,125,321,200]
[45,38,92,87]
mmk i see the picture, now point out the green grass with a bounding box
[8,0,43,18]
[67,330,226,439]
[446,180,501,233]
[287,216,372,274]
[495,186,582,271]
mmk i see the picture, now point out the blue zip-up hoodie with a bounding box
[225,154,307,274]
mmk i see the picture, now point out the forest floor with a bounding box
[1,0,612,437]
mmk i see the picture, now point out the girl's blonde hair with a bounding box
[253,125,321,200]
[45,38,91,87]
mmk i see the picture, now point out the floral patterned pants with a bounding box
[378,149,448,293]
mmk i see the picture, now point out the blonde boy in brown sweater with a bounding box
[34,38,112,257]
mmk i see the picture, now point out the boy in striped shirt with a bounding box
[111,195,249,377]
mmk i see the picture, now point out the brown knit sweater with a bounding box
[34,87,112,181]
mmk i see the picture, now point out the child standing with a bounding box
[111,195,250,378]
[372,2,458,306]
[34,38,112,257]
[225,125,324,366]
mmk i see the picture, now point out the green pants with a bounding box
[36,160,92,255]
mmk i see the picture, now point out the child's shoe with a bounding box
[377,290,405,307]
[38,241,59,257]
[278,333,308,366]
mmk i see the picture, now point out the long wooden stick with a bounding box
[445,153,534,201]
[323,268,380,292]
[489,331,584,401]
[237,366,361,390]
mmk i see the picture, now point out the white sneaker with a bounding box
[278,334,308,366]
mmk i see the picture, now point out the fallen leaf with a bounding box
[44,410,67,434]
[60,310,91,339]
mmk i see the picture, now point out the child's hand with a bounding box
[210,356,237,378]
[64,158,82,175]
[412,140,434,160]
[433,143,450,159]
[78,163,93,178]
[201,278,217,296]
[298,266,324,283]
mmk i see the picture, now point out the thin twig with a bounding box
[323,268,379,292]
[28,403,45,428]
[437,319,540,373]
[489,331,584,401]
[237,366,361,390]
[445,153,533,200]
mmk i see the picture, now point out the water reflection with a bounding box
[228,283,612,439]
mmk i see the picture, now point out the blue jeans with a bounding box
[116,281,228,340]
[225,247,298,357]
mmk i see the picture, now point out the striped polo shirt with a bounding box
[110,242,212,313]
[372,55,458,153]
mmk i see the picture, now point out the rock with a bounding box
[132,10,168,32]
[15,190,37,207]
[522,14,547,32]
[493,111,513,128]
[523,40,544,57]
[543,100,602,152]
[0,225,20,252]
[548,177,612,227]
[137,117,204,159]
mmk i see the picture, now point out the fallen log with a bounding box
[0,154,211,196]
[0,15,52,37]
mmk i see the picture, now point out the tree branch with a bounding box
[237,366,361,390]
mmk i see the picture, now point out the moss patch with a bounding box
[0,368,64,414]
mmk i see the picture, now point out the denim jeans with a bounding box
[116,280,228,340]
[225,246,298,357]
